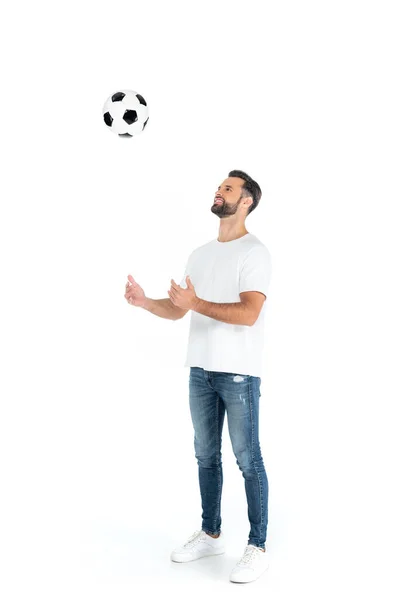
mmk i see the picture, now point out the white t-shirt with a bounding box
[179,232,272,378]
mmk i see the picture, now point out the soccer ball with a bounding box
[103,90,149,137]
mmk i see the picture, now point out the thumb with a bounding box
[186,275,193,287]
[128,274,135,283]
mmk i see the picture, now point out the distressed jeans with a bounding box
[189,366,268,549]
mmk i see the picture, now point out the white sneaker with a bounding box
[229,544,269,583]
[170,529,225,563]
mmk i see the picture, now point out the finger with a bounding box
[170,279,180,290]
[126,284,136,295]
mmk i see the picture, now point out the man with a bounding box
[124,169,272,584]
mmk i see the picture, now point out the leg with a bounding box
[213,372,268,549]
[189,367,226,536]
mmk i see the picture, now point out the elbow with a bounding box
[243,303,258,327]
[247,311,260,326]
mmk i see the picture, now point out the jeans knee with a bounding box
[195,454,221,468]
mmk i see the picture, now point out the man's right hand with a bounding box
[125,274,147,308]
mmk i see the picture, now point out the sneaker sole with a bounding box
[170,547,225,563]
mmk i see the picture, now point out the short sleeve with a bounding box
[179,251,193,288]
[239,246,272,298]
[179,267,188,288]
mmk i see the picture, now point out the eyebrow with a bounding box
[218,185,233,190]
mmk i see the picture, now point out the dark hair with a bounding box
[228,170,261,216]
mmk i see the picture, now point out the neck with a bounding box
[218,227,249,243]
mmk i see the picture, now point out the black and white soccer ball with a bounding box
[103,90,149,137]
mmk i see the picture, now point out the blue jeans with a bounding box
[189,367,268,549]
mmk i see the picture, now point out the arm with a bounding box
[193,297,254,326]
[142,297,187,321]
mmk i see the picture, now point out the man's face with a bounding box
[211,177,251,218]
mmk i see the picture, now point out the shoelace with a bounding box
[183,530,204,548]
[237,545,263,565]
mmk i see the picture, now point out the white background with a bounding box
[1,1,399,598]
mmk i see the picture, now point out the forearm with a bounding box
[193,298,253,326]
[142,297,181,320]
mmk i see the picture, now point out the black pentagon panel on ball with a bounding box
[142,117,149,130]
[136,94,147,106]
[103,112,113,127]
[112,92,125,102]
[123,110,138,125]
[119,133,133,137]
